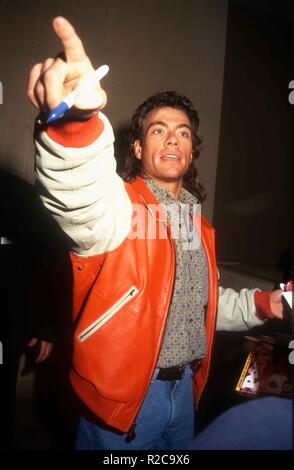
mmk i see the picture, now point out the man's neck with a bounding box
[148,177,183,199]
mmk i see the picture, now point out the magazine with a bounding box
[235,334,292,398]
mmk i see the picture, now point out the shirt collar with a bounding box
[144,178,198,207]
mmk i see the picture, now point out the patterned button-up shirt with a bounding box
[145,178,208,367]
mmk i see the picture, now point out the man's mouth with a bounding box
[160,153,181,161]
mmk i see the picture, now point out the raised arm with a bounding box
[27,17,132,256]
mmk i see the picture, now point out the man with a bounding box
[27,17,284,450]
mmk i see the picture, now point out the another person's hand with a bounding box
[26,16,106,116]
[28,338,54,363]
[269,289,284,319]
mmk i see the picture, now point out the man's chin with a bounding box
[157,172,185,183]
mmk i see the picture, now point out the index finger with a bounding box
[52,16,87,63]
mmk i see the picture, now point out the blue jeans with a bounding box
[75,365,195,450]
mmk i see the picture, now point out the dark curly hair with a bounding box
[119,91,206,202]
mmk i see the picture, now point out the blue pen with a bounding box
[47,64,109,123]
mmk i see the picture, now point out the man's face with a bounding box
[134,107,193,188]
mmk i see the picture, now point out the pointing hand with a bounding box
[27,17,106,116]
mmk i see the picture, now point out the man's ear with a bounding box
[134,140,142,159]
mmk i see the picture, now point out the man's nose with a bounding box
[166,132,178,146]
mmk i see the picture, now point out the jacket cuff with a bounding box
[46,114,104,148]
[254,291,274,319]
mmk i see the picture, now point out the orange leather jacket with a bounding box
[69,176,218,433]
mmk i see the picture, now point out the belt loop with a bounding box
[152,368,160,381]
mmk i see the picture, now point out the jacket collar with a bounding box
[128,176,160,205]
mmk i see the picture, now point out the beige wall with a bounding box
[0,0,228,222]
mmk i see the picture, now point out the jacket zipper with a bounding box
[125,421,137,443]
[125,230,176,442]
[125,198,176,440]
[78,286,139,342]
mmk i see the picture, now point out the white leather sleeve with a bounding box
[216,286,265,331]
[35,112,132,256]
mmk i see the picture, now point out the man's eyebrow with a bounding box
[146,120,192,132]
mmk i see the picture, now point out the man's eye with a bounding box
[179,131,190,138]
[152,128,163,135]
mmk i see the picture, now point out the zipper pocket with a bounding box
[78,286,139,342]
